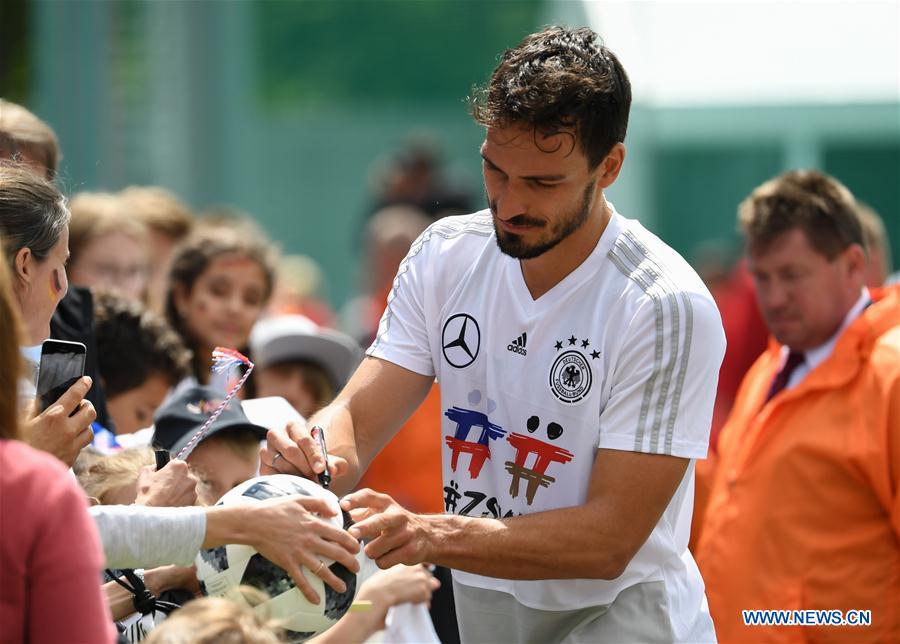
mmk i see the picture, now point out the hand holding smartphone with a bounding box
[36,340,86,413]
[23,340,95,466]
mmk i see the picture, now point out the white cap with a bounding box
[249,315,362,391]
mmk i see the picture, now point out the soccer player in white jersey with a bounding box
[264,26,726,642]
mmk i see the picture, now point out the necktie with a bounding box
[766,351,805,401]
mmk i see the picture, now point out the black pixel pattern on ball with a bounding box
[237,551,357,623]
[322,508,360,619]
[241,479,314,501]
[199,545,229,573]
[323,561,357,620]
[240,553,297,598]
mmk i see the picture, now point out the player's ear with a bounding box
[596,143,625,189]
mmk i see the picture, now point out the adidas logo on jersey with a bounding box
[507,332,527,356]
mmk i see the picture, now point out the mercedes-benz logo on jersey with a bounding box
[442,313,481,368]
[549,335,594,404]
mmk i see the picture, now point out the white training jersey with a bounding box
[367,207,725,632]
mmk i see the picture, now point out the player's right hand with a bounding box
[22,375,95,467]
[260,421,348,483]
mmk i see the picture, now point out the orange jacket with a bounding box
[696,286,900,643]
[356,383,444,514]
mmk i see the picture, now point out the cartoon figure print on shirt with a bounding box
[444,402,505,479]
[442,388,580,516]
[505,415,574,504]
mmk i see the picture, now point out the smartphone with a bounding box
[36,339,87,412]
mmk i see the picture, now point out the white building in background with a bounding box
[584,0,899,106]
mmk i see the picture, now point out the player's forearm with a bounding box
[423,503,632,580]
[311,357,434,496]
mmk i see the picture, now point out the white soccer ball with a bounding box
[195,474,362,640]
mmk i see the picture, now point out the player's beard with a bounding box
[489,180,596,260]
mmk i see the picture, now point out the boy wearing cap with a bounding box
[250,315,361,419]
[153,385,268,505]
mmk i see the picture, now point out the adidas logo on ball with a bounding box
[507,332,527,356]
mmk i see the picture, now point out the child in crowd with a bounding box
[119,185,195,314]
[93,291,192,440]
[67,191,151,302]
[249,314,361,419]
[77,446,154,505]
[152,385,267,505]
[165,225,276,392]
[75,446,200,634]
[144,587,281,644]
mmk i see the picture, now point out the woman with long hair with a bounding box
[0,165,95,465]
[0,236,115,643]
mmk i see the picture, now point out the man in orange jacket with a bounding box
[695,170,899,643]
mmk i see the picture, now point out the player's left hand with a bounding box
[341,489,432,569]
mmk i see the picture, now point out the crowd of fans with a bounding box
[0,99,452,643]
[1,83,897,644]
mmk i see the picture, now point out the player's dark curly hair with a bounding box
[94,291,192,397]
[471,26,632,169]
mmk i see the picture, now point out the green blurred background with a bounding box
[2,0,898,308]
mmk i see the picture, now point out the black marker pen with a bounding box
[311,425,331,489]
